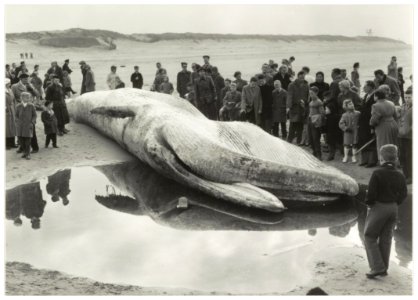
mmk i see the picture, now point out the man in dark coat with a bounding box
[47,61,64,84]
[258,74,274,133]
[286,71,309,144]
[201,55,213,74]
[364,144,407,278]
[233,71,247,92]
[62,59,73,74]
[310,71,330,100]
[131,66,144,89]
[45,76,70,135]
[397,67,405,104]
[273,65,292,91]
[211,67,225,115]
[272,80,288,138]
[6,187,23,226]
[194,67,217,120]
[46,169,72,205]
[15,92,37,160]
[176,62,191,98]
[323,91,340,161]
[358,81,378,167]
[374,69,401,105]
[20,182,46,230]
[79,61,87,94]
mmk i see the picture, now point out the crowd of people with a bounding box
[5,55,412,184]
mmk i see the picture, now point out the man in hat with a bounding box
[11,73,39,103]
[79,61,87,94]
[374,69,401,105]
[130,66,144,89]
[202,55,213,74]
[177,62,191,98]
[240,76,262,125]
[13,61,27,84]
[364,144,407,279]
[194,66,217,120]
[62,59,73,74]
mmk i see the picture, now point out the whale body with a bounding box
[68,88,359,212]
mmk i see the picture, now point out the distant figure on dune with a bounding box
[351,62,361,91]
[387,56,398,80]
[106,65,119,90]
[30,52,33,59]
[62,59,73,74]
[20,53,24,59]
[24,53,28,59]
[176,62,191,98]
[131,65,143,89]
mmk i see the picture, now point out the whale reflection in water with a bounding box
[95,162,358,231]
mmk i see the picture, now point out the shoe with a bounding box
[26,155,31,160]
[366,270,387,279]
[342,157,348,163]
[31,150,39,154]
[58,132,64,136]
[365,163,377,168]
[16,149,23,154]
[63,129,70,133]
[53,145,59,148]
[359,162,368,166]
[21,154,27,158]
[352,157,357,163]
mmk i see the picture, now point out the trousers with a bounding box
[272,122,287,138]
[364,202,398,272]
[287,122,304,144]
[308,122,322,158]
[45,133,57,147]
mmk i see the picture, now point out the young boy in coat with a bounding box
[41,101,59,148]
[364,144,407,278]
[339,99,360,163]
[15,92,37,160]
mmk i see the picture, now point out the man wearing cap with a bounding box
[45,75,70,136]
[47,61,64,84]
[177,62,191,98]
[364,144,407,279]
[211,67,225,114]
[240,77,262,125]
[11,73,39,103]
[258,74,274,132]
[62,59,73,74]
[130,66,143,89]
[13,61,26,84]
[194,67,217,120]
[233,71,247,92]
[79,61,87,94]
[107,65,119,90]
[201,55,213,74]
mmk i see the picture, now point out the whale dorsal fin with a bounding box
[90,106,136,118]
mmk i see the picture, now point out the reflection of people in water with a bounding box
[308,229,317,236]
[328,220,356,238]
[46,169,71,206]
[6,187,23,226]
[394,193,412,268]
[20,182,46,230]
[363,145,407,279]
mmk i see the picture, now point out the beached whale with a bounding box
[68,88,358,212]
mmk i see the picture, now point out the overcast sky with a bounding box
[4,4,414,44]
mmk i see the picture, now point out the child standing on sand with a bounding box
[41,101,59,148]
[339,99,360,163]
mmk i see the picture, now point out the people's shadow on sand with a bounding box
[94,161,358,231]
[46,169,72,206]
[6,182,46,230]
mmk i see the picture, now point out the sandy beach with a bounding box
[4,115,413,296]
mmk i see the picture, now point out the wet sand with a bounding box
[5,116,412,296]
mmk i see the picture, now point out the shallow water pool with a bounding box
[5,161,412,294]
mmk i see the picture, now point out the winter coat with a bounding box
[233,78,248,92]
[45,83,70,127]
[47,66,64,83]
[358,92,377,150]
[6,90,17,138]
[398,104,412,139]
[286,79,309,122]
[339,110,360,145]
[30,75,43,97]
[41,109,58,135]
[85,70,96,92]
[11,81,39,102]
[273,72,291,90]
[310,81,330,100]
[15,102,37,137]
[131,72,144,89]
[194,76,216,106]
[272,88,287,122]
[370,99,399,157]
[260,84,274,120]
[337,90,362,116]
[176,70,191,96]
[241,84,262,114]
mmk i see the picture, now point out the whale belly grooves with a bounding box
[67,88,359,212]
